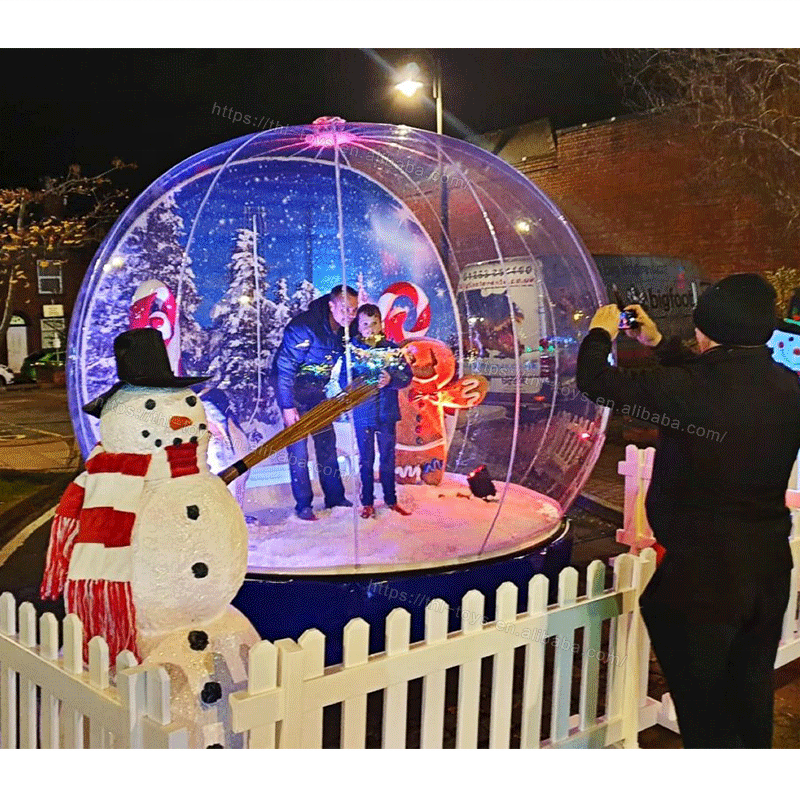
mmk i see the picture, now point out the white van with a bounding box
[456,257,553,412]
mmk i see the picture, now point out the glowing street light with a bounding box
[394,61,424,97]
[393,58,442,135]
[396,77,423,97]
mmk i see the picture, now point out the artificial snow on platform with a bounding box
[243,472,562,574]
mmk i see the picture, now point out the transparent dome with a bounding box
[69,118,608,574]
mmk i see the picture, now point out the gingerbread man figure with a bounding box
[396,338,488,485]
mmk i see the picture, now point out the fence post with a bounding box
[298,629,325,748]
[275,639,304,748]
[636,550,657,715]
[142,666,188,749]
[618,552,653,748]
[384,608,412,749]
[17,602,37,749]
[39,613,60,749]
[116,651,144,749]
[617,445,655,552]
[62,614,85,748]
[0,592,18,749]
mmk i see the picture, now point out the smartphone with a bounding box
[613,285,639,330]
[618,309,638,329]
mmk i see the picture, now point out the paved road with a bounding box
[0,388,78,472]
[0,514,64,620]
[0,387,73,441]
[0,387,74,613]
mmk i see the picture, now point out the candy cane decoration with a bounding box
[130,279,181,374]
[378,281,431,344]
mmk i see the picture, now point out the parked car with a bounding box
[19,349,66,382]
[0,364,14,386]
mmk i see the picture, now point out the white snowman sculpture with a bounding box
[41,328,260,748]
[768,290,800,377]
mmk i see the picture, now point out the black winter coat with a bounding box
[576,329,799,623]
[272,295,343,410]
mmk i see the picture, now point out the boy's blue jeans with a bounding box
[355,422,397,506]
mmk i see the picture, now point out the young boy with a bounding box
[340,304,413,518]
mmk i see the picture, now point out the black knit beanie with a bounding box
[693,273,776,346]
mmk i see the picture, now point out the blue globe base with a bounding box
[232,520,572,665]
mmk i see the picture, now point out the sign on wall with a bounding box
[592,255,707,366]
[41,317,66,349]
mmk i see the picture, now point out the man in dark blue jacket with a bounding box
[577,274,800,748]
[272,285,358,520]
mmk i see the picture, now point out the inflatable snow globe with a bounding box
[70,118,607,656]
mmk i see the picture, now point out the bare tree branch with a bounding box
[611,48,800,231]
[0,160,135,348]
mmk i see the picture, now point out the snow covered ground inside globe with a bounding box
[243,473,562,573]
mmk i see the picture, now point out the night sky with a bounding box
[0,49,628,193]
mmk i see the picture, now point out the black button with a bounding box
[187,505,200,520]
[188,630,209,651]
[145,399,156,410]
[190,436,198,443]
[142,430,150,438]
[201,681,222,704]
[186,396,197,407]
[173,437,182,446]
[207,744,223,748]
[192,562,208,578]
[154,439,162,447]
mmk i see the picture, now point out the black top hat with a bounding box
[83,328,210,418]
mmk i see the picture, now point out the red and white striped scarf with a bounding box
[41,441,203,662]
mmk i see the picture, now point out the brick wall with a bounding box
[3,246,90,365]
[519,111,800,285]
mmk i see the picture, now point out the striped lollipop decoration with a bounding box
[129,279,181,374]
[378,281,431,344]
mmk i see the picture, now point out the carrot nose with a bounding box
[170,415,193,430]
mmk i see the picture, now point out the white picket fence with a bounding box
[228,552,659,749]
[4,445,797,748]
[0,593,188,748]
[0,551,660,749]
[615,444,800,732]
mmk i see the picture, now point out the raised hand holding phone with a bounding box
[622,304,663,347]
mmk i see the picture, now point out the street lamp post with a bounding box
[432,58,443,136]
[393,54,449,273]
[393,55,442,135]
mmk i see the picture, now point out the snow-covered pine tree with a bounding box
[289,279,318,318]
[208,227,280,427]
[272,276,292,333]
[83,192,205,402]
[82,253,144,402]
[123,193,206,373]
